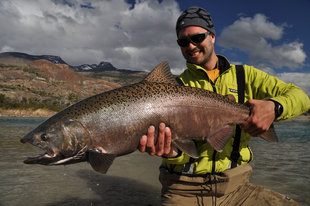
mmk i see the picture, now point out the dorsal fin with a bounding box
[143,61,177,84]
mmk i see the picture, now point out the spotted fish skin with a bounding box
[20,61,277,174]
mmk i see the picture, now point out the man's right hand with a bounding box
[139,122,179,158]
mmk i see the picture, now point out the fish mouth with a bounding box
[21,134,62,165]
[23,149,85,165]
[23,143,88,165]
[23,152,62,165]
[23,143,63,165]
[21,131,88,165]
[24,151,86,165]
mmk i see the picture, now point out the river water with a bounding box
[0,117,309,206]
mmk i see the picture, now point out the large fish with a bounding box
[20,61,277,174]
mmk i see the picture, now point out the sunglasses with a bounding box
[177,32,210,47]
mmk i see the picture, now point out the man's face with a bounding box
[178,26,215,67]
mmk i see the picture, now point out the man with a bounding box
[139,7,310,206]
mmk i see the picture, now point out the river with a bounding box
[0,117,309,206]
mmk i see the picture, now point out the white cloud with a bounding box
[0,0,184,71]
[217,14,307,70]
[276,72,310,97]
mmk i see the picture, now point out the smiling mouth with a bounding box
[188,49,201,58]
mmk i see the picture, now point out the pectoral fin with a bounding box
[225,94,236,102]
[207,125,234,152]
[259,124,278,142]
[87,149,116,174]
[173,139,199,158]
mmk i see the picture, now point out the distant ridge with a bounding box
[0,52,140,73]
[0,52,67,65]
[74,61,118,72]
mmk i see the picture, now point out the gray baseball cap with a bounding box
[176,7,215,35]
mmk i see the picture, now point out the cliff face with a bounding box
[28,60,82,82]
[0,60,121,113]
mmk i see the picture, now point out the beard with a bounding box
[196,44,213,67]
[182,40,214,68]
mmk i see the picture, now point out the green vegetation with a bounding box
[0,63,45,78]
[0,63,20,69]
[68,93,79,104]
[0,94,64,112]
[22,66,42,76]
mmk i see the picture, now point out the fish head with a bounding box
[21,118,91,165]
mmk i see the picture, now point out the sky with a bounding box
[0,0,310,96]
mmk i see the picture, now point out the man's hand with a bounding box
[241,99,275,137]
[139,123,179,158]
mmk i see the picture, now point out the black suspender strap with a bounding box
[236,65,245,105]
[176,77,184,86]
[230,65,245,168]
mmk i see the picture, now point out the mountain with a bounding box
[0,52,67,65]
[73,61,118,72]
[0,52,148,116]
[0,59,121,114]
[0,52,138,73]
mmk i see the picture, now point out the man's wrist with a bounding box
[268,100,283,119]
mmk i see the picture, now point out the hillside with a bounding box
[0,60,122,116]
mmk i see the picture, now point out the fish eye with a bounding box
[40,133,49,141]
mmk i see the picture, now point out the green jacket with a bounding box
[162,55,310,174]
